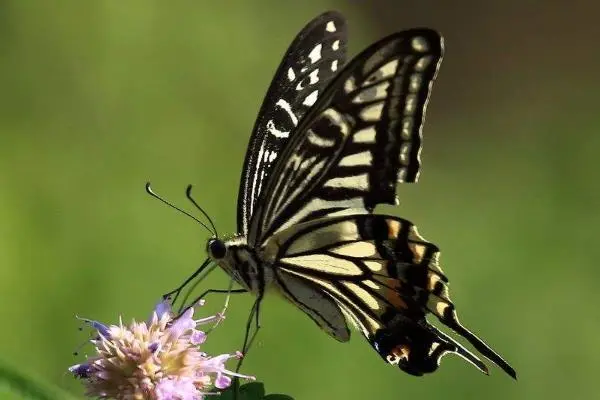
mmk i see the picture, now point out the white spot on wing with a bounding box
[338,151,373,167]
[412,36,429,52]
[379,59,399,78]
[344,76,357,94]
[308,44,322,64]
[363,279,381,289]
[401,118,414,139]
[364,261,384,272]
[331,60,338,71]
[307,129,336,147]
[303,90,318,107]
[326,21,336,32]
[266,120,289,138]
[276,98,298,125]
[409,73,422,93]
[324,174,369,191]
[282,254,363,276]
[360,103,384,122]
[308,69,319,85]
[353,126,377,143]
[330,241,377,257]
[415,56,432,72]
[332,40,340,50]
[287,67,296,82]
[352,81,390,104]
[322,108,349,136]
[405,94,418,115]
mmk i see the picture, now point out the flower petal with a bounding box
[154,300,172,319]
[190,330,207,345]
[69,363,91,379]
[215,374,231,389]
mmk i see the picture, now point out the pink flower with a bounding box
[69,300,255,399]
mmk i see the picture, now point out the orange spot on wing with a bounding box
[387,344,410,365]
[375,276,408,310]
[387,220,401,237]
[392,344,410,359]
[408,242,426,264]
[426,272,441,292]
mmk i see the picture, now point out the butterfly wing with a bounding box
[237,11,348,235]
[264,214,516,378]
[248,29,443,244]
[275,268,350,342]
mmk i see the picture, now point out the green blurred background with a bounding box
[0,1,598,399]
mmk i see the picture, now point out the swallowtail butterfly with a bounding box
[156,11,516,379]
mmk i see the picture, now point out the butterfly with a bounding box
[153,10,516,379]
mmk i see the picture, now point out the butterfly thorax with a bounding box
[207,235,274,294]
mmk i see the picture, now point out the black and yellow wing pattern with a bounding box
[267,214,515,377]
[238,11,347,235]
[158,11,516,381]
[244,20,516,378]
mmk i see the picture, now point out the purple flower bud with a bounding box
[167,307,195,341]
[77,316,111,338]
[215,374,232,389]
[69,363,91,379]
[148,342,160,353]
[154,300,172,320]
[190,330,207,345]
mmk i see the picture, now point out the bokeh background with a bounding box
[0,1,598,399]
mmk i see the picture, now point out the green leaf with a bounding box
[0,359,77,400]
[263,394,295,400]
[220,381,295,400]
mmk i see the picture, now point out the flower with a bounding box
[69,300,255,399]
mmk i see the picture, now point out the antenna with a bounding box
[145,182,215,236]
[186,184,219,238]
[162,257,214,307]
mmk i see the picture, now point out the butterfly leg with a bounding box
[231,295,262,399]
[236,294,263,371]
[168,287,247,324]
[178,285,247,312]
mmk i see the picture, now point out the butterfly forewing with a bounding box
[248,29,443,244]
[237,11,348,235]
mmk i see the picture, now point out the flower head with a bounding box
[70,300,254,399]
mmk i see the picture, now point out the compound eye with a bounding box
[208,239,227,260]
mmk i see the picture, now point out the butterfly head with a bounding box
[207,238,227,260]
[205,235,259,293]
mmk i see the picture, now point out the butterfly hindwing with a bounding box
[264,213,515,378]
[248,29,443,244]
[275,269,350,342]
[237,11,348,235]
